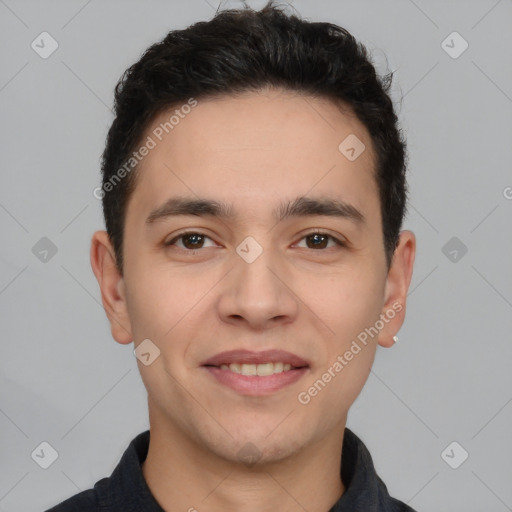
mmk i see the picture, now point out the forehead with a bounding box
[128,89,379,224]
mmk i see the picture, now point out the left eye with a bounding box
[295,232,344,250]
[165,231,344,251]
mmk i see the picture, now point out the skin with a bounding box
[91,87,415,512]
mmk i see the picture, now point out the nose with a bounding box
[216,244,298,331]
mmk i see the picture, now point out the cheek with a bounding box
[126,269,201,404]
[124,265,196,342]
[306,267,385,339]
[301,289,381,414]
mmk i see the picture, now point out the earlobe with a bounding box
[90,230,133,344]
[377,230,416,348]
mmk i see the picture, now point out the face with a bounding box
[92,87,415,465]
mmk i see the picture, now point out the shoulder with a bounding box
[44,476,110,511]
[44,430,151,511]
[44,488,98,511]
[387,496,419,512]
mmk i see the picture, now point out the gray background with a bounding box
[1,0,511,510]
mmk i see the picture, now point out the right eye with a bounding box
[164,231,217,251]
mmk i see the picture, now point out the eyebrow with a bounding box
[145,195,365,226]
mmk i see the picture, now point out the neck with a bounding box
[141,408,346,512]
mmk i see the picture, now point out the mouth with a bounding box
[201,349,310,395]
[208,361,303,376]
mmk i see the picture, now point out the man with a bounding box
[47,1,416,510]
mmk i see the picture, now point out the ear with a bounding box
[90,230,133,344]
[377,230,416,348]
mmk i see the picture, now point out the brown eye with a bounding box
[165,232,215,250]
[296,232,345,250]
[305,233,329,249]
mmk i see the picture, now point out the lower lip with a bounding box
[203,366,309,395]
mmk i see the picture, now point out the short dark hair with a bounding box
[100,1,408,274]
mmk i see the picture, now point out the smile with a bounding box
[203,365,309,395]
[218,362,294,376]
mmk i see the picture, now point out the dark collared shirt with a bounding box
[46,428,417,511]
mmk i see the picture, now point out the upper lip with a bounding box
[201,349,309,368]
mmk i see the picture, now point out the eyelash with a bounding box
[164,230,346,251]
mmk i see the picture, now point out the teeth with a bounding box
[241,363,257,376]
[219,362,294,375]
